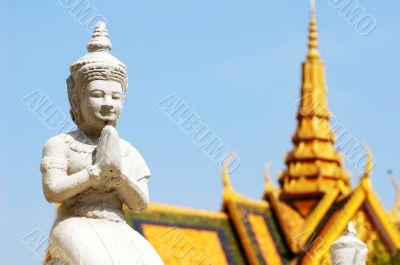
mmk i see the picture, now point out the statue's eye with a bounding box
[112,93,121,100]
[90,90,104,98]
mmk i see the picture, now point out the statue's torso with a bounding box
[56,130,133,222]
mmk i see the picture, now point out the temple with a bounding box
[127,1,400,264]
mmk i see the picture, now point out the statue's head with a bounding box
[67,22,127,131]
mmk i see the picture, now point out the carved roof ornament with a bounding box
[263,162,275,194]
[389,172,400,218]
[222,154,236,190]
[360,144,373,192]
[362,144,372,180]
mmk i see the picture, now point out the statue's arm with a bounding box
[117,174,149,213]
[116,146,150,213]
[41,136,98,203]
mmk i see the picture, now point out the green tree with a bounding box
[370,239,400,265]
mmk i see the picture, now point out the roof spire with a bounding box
[277,0,350,195]
[308,0,320,59]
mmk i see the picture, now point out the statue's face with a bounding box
[80,80,123,130]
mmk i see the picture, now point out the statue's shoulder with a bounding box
[119,138,151,178]
[63,130,97,154]
[119,138,139,158]
[43,130,95,156]
[44,134,64,145]
[44,131,80,145]
[42,133,70,157]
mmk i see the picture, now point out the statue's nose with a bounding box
[102,96,114,109]
[101,100,114,113]
[102,104,113,110]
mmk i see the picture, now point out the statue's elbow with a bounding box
[42,184,63,203]
[43,192,59,203]
[142,193,150,210]
[142,197,150,210]
[130,196,149,213]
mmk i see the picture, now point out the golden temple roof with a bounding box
[278,0,350,195]
[128,3,400,264]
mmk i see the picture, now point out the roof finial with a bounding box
[307,0,320,59]
[388,171,400,216]
[263,162,274,192]
[389,171,399,190]
[222,153,236,190]
[263,163,271,183]
[87,21,112,53]
[362,144,372,179]
[310,0,316,16]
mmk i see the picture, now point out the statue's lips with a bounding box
[100,110,116,116]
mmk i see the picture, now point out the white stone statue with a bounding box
[40,21,164,265]
[330,222,368,265]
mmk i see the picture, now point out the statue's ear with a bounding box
[119,84,127,110]
[69,109,76,123]
[66,75,79,125]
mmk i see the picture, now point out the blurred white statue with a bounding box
[330,222,368,265]
[41,21,164,265]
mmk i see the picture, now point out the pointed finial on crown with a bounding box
[307,0,320,59]
[87,21,112,53]
[346,222,358,237]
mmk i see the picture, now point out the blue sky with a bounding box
[1,1,400,264]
